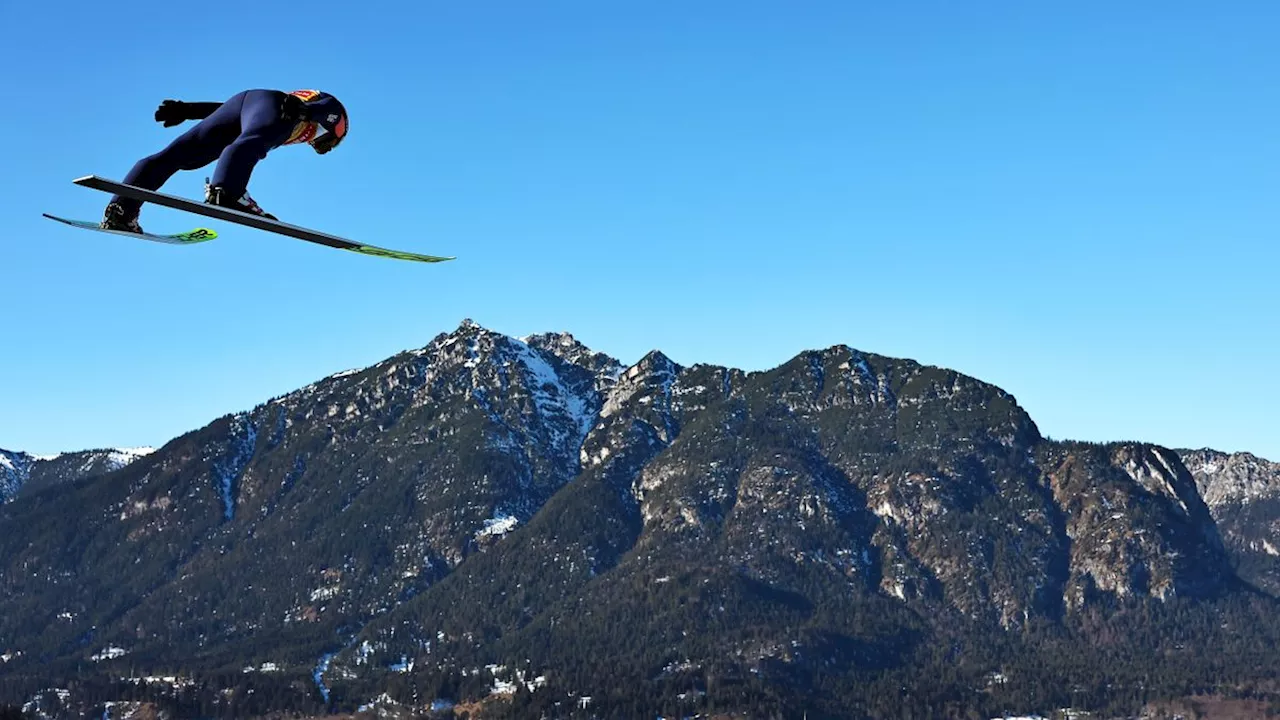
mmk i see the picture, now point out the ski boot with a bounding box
[100,202,143,234]
[204,179,277,221]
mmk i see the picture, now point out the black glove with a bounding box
[154,100,189,127]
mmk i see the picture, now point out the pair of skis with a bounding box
[43,175,454,264]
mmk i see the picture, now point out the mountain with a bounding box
[1177,448,1280,597]
[0,319,1276,720]
[0,450,32,502]
[0,447,153,503]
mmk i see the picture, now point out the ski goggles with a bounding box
[311,116,347,154]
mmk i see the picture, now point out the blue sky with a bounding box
[2,1,1277,460]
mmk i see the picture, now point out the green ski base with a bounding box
[42,213,217,245]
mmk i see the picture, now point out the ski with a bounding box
[68,175,455,263]
[42,213,217,245]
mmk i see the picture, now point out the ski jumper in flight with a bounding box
[101,89,348,233]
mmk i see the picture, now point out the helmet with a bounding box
[287,90,348,154]
[311,102,347,154]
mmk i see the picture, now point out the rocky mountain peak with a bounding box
[1114,445,1216,524]
[1044,442,1231,609]
[1176,447,1280,595]
[1178,448,1280,506]
[523,329,621,373]
[598,350,680,424]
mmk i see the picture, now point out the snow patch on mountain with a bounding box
[104,447,155,469]
[212,416,258,521]
[512,339,596,448]
[0,449,32,502]
[313,652,336,703]
[476,512,519,540]
[90,646,128,662]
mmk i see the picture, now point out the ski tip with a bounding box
[350,245,457,263]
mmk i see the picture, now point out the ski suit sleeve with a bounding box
[182,102,222,120]
[155,99,224,127]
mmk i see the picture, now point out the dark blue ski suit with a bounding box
[110,89,348,216]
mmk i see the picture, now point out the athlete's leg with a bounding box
[208,90,296,200]
[108,91,249,218]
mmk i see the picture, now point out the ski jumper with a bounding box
[110,89,347,216]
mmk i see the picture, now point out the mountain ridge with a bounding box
[0,446,154,503]
[1,319,1276,719]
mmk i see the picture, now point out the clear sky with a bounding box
[2,1,1277,461]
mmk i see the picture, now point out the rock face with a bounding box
[1043,444,1229,609]
[1177,448,1280,596]
[0,320,1275,720]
